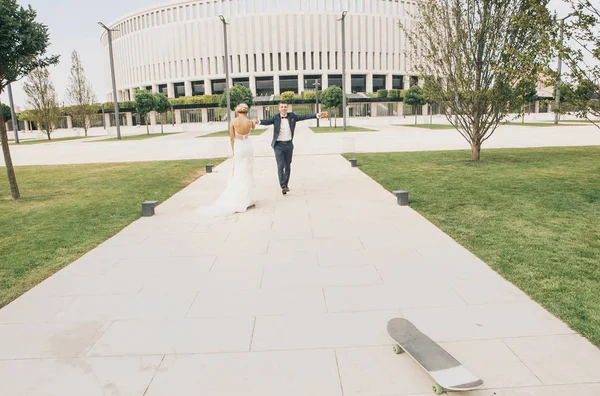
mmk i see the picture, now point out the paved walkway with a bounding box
[1,153,599,395]
[3,116,600,166]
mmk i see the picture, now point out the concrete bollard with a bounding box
[393,190,409,206]
[142,201,159,216]
[349,158,358,167]
[206,164,214,173]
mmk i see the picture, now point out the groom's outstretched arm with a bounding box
[295,111,328,122]
[256,115,275,126]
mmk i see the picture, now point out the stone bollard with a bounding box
[206,164,214,173]
[142,201,159,216]
[349,158,358,167]
[393,190,409,206]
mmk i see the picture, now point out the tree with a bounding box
[513,79,537,123]
[0,0,59,199]
[560,0,600,126]
[66,50,97,136]
[135,89,154,134]
[404,85,427,125]
[23,67,61,140]
[153,93,170,133]
[1,103,10,124]
[400,0,553,160]
[220,85,254,111]
[319,85,343,128]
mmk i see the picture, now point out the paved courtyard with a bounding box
[1,152,599,395]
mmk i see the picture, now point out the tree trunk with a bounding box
[0,110,20,199]
[146,115,150,135]
[47,131,51,140]
[160,119,164,134]
[414,113,417,125]
[471,141,481,161]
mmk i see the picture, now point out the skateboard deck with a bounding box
[387,318,483,394]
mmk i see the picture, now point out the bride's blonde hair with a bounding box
[235,103,249,114]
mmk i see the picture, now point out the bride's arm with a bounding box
[229,122,235,155]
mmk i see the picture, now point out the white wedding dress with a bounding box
[198,130,256,216]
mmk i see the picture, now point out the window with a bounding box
[286,52,290,70]
[233,77,250,88]
[392,75,404,89]
[280,75,299,93]
[192,81,205,96]
[304,75,322,89]
[211,79,226,94]
[351,74,366,93]
[328,74,342,88]
[270,53,274,71]
[278,53,282,71]
[256,76,274,95]
[262,54,266,72]
[373,74,386,92]
[238,55,241,73]
[174,82,185,98]
[246,54,249,72]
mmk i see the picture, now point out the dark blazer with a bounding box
[260,112,317,148]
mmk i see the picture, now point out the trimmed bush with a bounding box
[388,89,401,99]
[377,89,388,98]
[281,91,296,101]
[301,91,316,100]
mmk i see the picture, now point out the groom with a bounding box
[255,102,328,195]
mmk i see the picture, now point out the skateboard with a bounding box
[387,318,483,394]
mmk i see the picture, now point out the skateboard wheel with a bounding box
[432,383,444,394]
[393,344,404,354]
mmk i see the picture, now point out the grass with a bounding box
[345,147,600,346]
[403,122,590,130]
[11,136,89,145]
[0,158,222,308]
[96,132,182,142]
[198,128,266,138]
[310,126,377,133]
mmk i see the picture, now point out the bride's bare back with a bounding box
[231,114,255,137]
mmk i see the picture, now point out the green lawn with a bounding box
[11,136,90,145]
[0,159,222,308]
[310,126,377,133]
[198,128,266,138]
[95,132,182,142]
[345,147,600,346]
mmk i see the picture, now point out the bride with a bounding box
[198,103,257,216]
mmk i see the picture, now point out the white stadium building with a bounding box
[101,0,418,102]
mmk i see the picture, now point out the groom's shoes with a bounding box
[282,186,290,195]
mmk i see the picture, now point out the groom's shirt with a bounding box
[277,116,292,142]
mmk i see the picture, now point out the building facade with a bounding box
[101,0,417,102]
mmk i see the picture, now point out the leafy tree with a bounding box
[560,0,599,126]
[1,103,10,123]
[281,91,296,101]
[0,0,59,199]
[400,0,553,160]
[66,50,97,136]
[153,93,170,133]
[319,85,343,128]
[135,89,154,134]
[404,85,427,125]
[513,79,537,122]
[23,67,61,140]
[220,85,254,111]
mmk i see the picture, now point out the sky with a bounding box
[0,0,580,111]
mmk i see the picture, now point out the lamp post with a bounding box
[98,22,121,140]
[7,83,19,144]
[554,13,576,125]
[219,15,232,132]
[307,80,321,127]
[339,11,348,131]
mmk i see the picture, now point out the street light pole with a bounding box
[98,22,121,140]
[219,15,231,133]
[340,11,348,131]
[7,83,19,144]
[315,81,320,127]
[554,13,575,125]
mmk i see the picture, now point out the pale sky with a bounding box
[0,0,577,110]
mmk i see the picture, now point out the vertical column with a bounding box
[366,74,373,93]
[167,82,175,98]
[370,102,378,117]
[321,73,328,89]
[386,73,393,90]
[535,100,540,113]
[403,75,410,89]
[126,112,133,126]
[204,79,212,95]
[24,120,30,132]
[150,111,157,125]
[104,113,111,127]
[249,75,257,95]
[298,74,305,93]
[201,108,209,123]
[152,84,159,93]
[184,81,193,97]
[175,109,182,124]
[274,75,281,95]
[129,88,136,100]
[67,116,73,129]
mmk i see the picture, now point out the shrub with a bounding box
[377,89,388,98]
[388,89,401,99]
[281,91,296,101]
[301,91,316,100]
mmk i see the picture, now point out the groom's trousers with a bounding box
[274,140,293,188]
